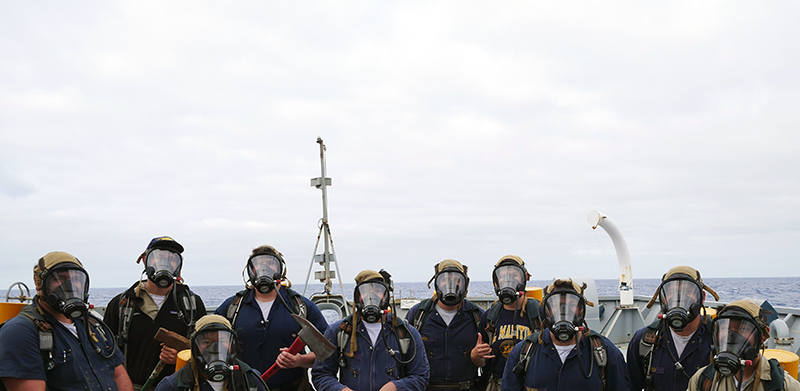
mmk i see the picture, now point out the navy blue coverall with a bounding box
[405,299,484,390]
[501,331,631,391]
[311,313,430,391]
[214,287,328,390]
[626,322,713,391]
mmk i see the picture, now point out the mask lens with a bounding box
[46,269,89,302]
[146,250,182,274]
[714,317,759,357]
[494,265,524,290]
[357,282,388,308]
[195,329,235,366]
[661,279,702,310]
[249,255,282,279]
[544,292,583,324]
[435,271,466,296]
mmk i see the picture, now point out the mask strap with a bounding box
[704,285,720,301]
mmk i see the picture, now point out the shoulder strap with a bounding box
[225,289,250,327]
[175,363,195,390]
[411,298,434,330]
[525,298,542,331]
[485,302,504,342]
[286,288,307,319]
[765,358,786,391]
[18,304,56,371]
[512,332,540,375]
[697,364,717,391]
[587,332,608,391]
[464,300,482,332]
[638,319,664,387]
[234,359,269,391]
[336,315,354,367]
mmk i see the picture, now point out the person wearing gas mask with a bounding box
[627,266,720,391]
[501,278,630,391]
[312,269,430,391]
[405,259,484,391]
[105,236,207,389]
[472,256,541,391]
[214,245,328,391]
[0,251,133,391]
[687,299,800,391]
[154,315,268,391]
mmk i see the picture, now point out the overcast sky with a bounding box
[2,2,798,290]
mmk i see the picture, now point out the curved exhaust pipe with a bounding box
[588,211,634,307]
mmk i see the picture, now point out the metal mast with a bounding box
[303,137,347,306]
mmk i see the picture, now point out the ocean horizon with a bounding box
[4,277,794,310]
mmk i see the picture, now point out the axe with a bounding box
[140,327,191,391]
[260,314,335,381]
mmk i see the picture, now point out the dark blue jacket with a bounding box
[311,313,430,391]
[0,303,126,391]
[501,331,631,391]
[405,299,484,390]
[214,287,328,390]
[626,321,713,391]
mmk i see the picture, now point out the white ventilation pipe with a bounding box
[588,211,634,307]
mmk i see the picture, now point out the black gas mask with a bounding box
[42,263,91,319]
[712,308,763,377]
[658,274,703,332]
[192,323,238,382]
[246,253,285,294]
[493,263,527,305]
[355,280,390,323]
[145,249,182,288]
[543,289,586,343]
[435,269,468,306]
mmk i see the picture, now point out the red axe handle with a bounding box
[260,336,307,381]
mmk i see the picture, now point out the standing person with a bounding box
[0,251,133,391]
[627,266,720,391]
[215,245,328,391]
[312,269,430,391]
[105,236,206,390]
[154,315,268,391]
[406,259,484,391]
[501,278,631,391]
[471,256,541,391]
[687,300,800,391]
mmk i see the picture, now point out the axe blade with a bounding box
[291,314,335,361]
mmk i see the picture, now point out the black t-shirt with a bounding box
[104,282,206,386]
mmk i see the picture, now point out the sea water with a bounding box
[3,277,793,310]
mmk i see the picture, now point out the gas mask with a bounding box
[493,263,526,305]
[434,269,468,306]
[543,290,586,343]
[658,274,703,332]
[355,280,389,323]
[192,323,238,382]
[712,308,763,377]
[42,264,90,319]
[246,253,284,294]
[145,249,182,288]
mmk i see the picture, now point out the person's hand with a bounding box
[276,347,301,369]
[159,343,179,365]
[379,381,397,391]
[470,334,494,366]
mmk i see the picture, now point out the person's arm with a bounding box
[276,349,316,369]
[625,330,646,391]
[1,378,46,391]
[114,364,134,391]
[603,337,632,391]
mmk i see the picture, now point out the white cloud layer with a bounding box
[1,1,799,289]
